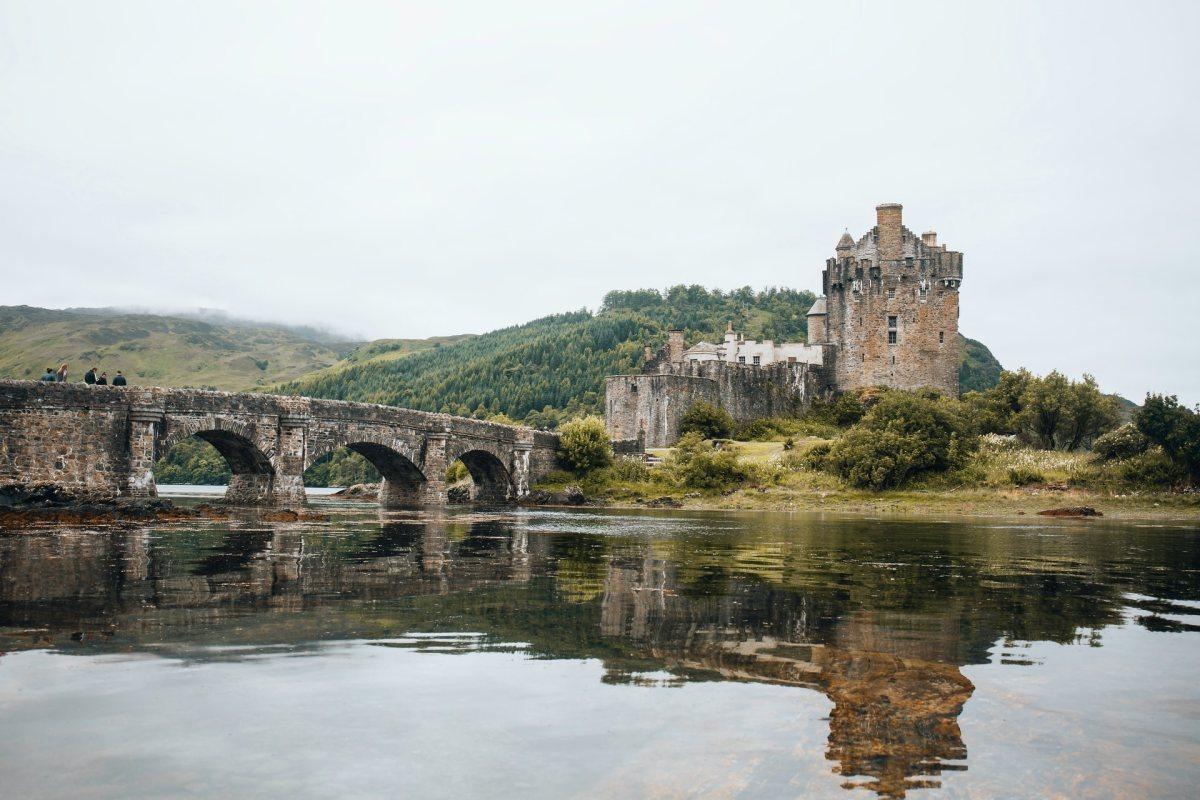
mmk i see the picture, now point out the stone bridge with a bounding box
[0,381,561,507]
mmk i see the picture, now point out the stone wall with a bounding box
[605,361,828,448]
[0,381,561,507]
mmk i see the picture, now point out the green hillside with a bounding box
[0,306,456,392]
[275,286,1004,427]
[0,305,363,391]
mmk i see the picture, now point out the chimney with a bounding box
[922,231,937,247]
[876,202,903,263]
[667,330,685,365]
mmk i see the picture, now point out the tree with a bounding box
[1060,374,1120,451]
[1136,395,1200,483]
[1019,371,1071,449]
[679,401,733,439]
[963,368,1032,434]
[558,416,613,473]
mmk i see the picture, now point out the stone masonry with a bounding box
[605,202,964,447]
[819,203,962,395]
[0,381,560,507]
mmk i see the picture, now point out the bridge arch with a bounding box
[446,440,515,504]
[306,434,428,507]
[155,418,276,504]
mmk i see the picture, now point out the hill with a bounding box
[0,306,458,392]
[275,286,1004,428]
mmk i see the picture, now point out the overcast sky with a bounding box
[1,1,1197,403]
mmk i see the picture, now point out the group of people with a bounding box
[40,363,127,386]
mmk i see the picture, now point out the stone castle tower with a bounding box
[808,203,963,396]
[605,202,965,447]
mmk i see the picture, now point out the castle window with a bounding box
[905,256,914,268]
[887,315,898,345]
[887,288,896,299]
[738,356,746,364]
[939,331,945,343]
[752,355,761,365]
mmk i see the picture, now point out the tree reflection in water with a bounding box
[0,509,1197,798]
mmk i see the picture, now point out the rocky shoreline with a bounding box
[0,484,228,527]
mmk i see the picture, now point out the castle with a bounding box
[605,202,964,447]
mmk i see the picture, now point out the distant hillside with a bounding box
[275,286,1004,426]
[0,305,366,391]
[959,337,1003,394]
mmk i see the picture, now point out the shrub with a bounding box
[1092,424,1149,461]
[604,457,651,482]
[734,418,776,441]
[668,432,750,491]
[558,416,613,473]
[679,401,733,439]
[1120,449,1188,488]
[736,416,839,440]
[802,441,833,470]
[1007,467,1045,486]
[809,392,866,428]
[821,392,976,489]
[1136,394,1200,483]
[445,460,470,483]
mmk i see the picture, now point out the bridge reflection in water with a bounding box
[1,509,1196,798]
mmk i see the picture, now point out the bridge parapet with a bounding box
[0,381,561,508]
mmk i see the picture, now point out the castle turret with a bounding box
[723,322,738,362]
[806,297,827,344]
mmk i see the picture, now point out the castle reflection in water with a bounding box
[1,509,1196,798]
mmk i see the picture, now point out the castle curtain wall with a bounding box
[605,363,826,448]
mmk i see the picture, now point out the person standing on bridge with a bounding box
[54,363,68,382]
[84,366,97,385]
[96,372,108,386]
[40,367,56,382]
[111,371,127,386]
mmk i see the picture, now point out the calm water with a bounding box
[1,503,1198,799]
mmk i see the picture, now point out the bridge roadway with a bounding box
[0,381,560,507]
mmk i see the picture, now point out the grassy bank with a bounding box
[533,435,1200,521]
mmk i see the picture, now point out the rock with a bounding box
[0,490,222,527]
[1037,506,1103,518]
[645,496,683,508]
[260,508,329,522]
[446,480,473,504]
[522,485,586,506]
[331,483,379,500]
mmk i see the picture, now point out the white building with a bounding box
[684,323,824,367]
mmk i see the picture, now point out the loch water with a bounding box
[1,501,1198,799]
